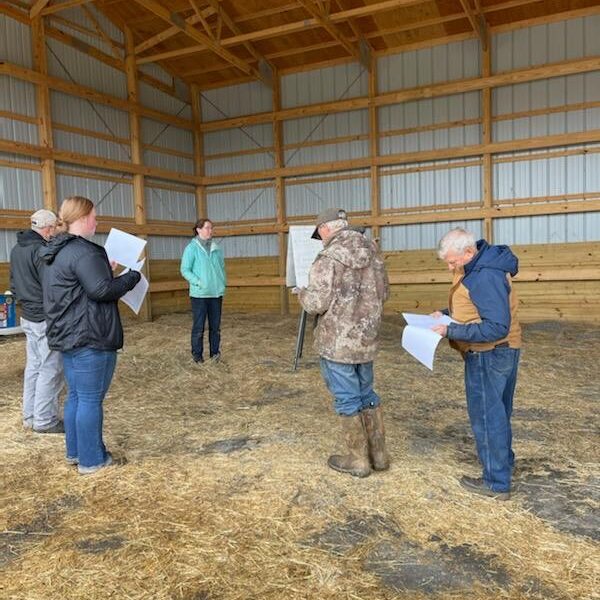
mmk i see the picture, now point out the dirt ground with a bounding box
[0,313,598,600]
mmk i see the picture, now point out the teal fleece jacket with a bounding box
[180,237,226,298]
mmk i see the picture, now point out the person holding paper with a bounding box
[180,218,226,364]
[431,228,521,501]
[298,208,390,478]
[40,197,141,474]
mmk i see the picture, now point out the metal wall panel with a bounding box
[46,39,127,99]
[204,123,274,176]
[201,80,273,122]
[143,150,194,175]
[378,39,481,93]
[380,220,484,251]
[0,163,43,211]
[147,235,189,260]
[51,91,130,137]
[139,82,192,119]
[55,168,133,218]
[380,162,482,210]
[218,233,279,258]
[0,229,18,262]
[494,212,600,244]
[0,14,32,68]
[0,76,37,117]
[283,110,369,167]
[380,92,481,154]
[54,130,130,161]
[494,146,599,200]
[141,118,194,151]
[493,15,600,72]
[145,186,196,223]
[206,185,276,223]
[285,171,370,217]
[139,63,173,86]
[281,61,368,108]
[51,6,123,56]
[0,118,38,145]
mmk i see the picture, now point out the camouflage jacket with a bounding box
[299,228,390,363]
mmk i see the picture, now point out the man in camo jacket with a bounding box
[298,207,390,478]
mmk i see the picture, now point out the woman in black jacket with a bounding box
[41,196,140,474]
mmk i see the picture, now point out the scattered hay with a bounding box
[0,313,598,599]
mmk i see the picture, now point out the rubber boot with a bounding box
[327,414,371,478]
[361,405,390,471]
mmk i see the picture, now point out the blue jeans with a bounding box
[464,347,520,492]
[191,297,222,361]
[320,358,381,416]
[62,348,117,468]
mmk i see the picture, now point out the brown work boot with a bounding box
[327,414,371,478]
[361,405,390,471]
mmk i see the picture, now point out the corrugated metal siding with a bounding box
[0,118,38,145]
[201,81,273,122]
[0,14,32,68]
[286,171,370,217]
[494,145,600,200]
[283,110,369,166]
[0,163,43,211]
[380,220,484,251]
[493,73,600,141]
[50,6,123,56]
[218,234,279,258]
[54,130,130,161]
[206,185,276,222]
[147,235,189,260]
[493,15,600,73]
[380,93,481,154]
[141,118,194,152]
[380,162,482,210]
[46,39,127,99]
[281,62,368,108]
[139,82,191,119]
[494,212,600,244]
[55,168,133,218]
[0,230,18,262]
[0,76,38,144]
[143,151,194,175]
[378,39,481,93]
[204,123,274,176]
[139,63,173,86]
[145,186,196,222]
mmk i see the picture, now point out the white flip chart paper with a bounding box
[286,226,323,288]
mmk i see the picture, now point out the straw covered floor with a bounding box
[1,313,598,600]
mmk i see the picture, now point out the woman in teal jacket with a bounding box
[180,219,226,363]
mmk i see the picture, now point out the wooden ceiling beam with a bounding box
[459,0,488,50]
[41,0,96,16]
[297,0,359,59]
[81,4,122,59]
[30,0,50,19]
[188,0,214,39]
[130,0,266,83]
[134,5,217,54]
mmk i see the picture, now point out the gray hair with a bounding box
[438,228,476,259]
[326,218,348,233]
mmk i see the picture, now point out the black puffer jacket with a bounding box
[9,229,47,322]
[40,233,141,352]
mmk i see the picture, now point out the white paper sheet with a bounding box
[401,312,457,370]
[105,228,147,269]
[286,226,323,288]
[119,272,149,315]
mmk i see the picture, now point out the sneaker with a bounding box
[460,475,511,501]
[210,353,221,363]
[34,420,65,434]
[78,452,113,475]
[66,456,79,466]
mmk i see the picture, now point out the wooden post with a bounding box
[125,26,152,321]
[368,56,381,242]
[190,84,207,219]
[273,71,289,314]
[482,35,493,242]
[31,16,57,212]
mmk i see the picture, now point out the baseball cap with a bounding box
[30,209,57,228]
[311,207,347,240]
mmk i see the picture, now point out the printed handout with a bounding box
[401,312,456,370]
[286,225,323,289]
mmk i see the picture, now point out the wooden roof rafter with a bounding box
[39,0,96,17]
[459,0,488,50]
[130,0,269,84]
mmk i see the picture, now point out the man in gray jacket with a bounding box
[10,209,64,433]
[298,208,390,478]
